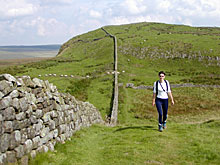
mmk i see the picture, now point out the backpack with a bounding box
[155,80,168,96]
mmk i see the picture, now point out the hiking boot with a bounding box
[163,123,167,129]
[158,125,163,132]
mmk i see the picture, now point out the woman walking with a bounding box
[152,71,174,132]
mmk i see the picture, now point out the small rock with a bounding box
[3,107,16,120]
[0,96,12,110]
[6,151,17,164]
[0,74,16,82]
[24,139,33,154]
[3,121,13,133]
[14,145,25,158]
[0,133,10,153]
[0,153,7,165]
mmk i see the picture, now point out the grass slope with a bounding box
[2,22,220,117]
[1,22,220,164]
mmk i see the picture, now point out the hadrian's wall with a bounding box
[0,74,103,164]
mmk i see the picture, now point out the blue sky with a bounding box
[0,0,219,45]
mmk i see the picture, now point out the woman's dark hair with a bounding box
[158,71,166,76]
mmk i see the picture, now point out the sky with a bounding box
[0,0,219,46]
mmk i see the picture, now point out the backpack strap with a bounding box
[156,80,159,96]
[164,80,168,92]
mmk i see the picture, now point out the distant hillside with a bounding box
[0,44,61,59]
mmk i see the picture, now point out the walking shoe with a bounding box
[163,123,167,129]
[158,125,163,132]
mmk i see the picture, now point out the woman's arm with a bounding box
[168,92,174,105]
[152,93,156,106]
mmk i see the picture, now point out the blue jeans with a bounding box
[156,98,168,125]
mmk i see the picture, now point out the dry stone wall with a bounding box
[101,27,118,126]
[0,74,103,164]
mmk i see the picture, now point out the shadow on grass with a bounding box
[114,125,157,132]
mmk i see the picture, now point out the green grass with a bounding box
[29,118,220,164]
[1,22,220,164]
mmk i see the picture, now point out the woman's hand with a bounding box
[171,100,174,105]
[152,100,155,106]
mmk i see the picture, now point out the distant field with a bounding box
[0,57,53,67]
[0,45,60,60]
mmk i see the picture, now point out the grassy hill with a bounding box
[1,22,220,164]
[3,22,219,117]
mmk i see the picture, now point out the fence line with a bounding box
[101,27,118,126]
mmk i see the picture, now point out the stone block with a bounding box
[12,98,20,111]
[0,153,7,165]
[32,136,40,149]
[60,134,66,142]
[6,151,17,164]
[0,74,16,82]
[27,127,36,139]
[26,106,33,118]
[19,119,31,129]
[9,130,21,150]
[47,142,54,151]
[32,78,43,87]
[9,90,19,98]
[12,120,20,130]
[16,78,24,86]
[0,91,4,99]
[53,129,58,138]
[48,120,56,130]
[33,123,42,136]
[2,107,15,120]
[0,96,12,110]
[58,124,66,135]
[52,102,62,111]
[20,129,28,144]
[30,116,38,124]
[44,145,50,153]
[0,80,14,96]
[24,139,33,154]
[50,111,58,118]
[42,112,51,123]
[0,134,10,153]
[14,145,25,158]
[19,97,29,111]
[18,155,28,165]
[35,109,43,118]
[3,121,13,133]
[0,122,4,136]
[22,76,35,88]
[40,127,50,138]
[30,150,37,158]
[16,112,25,121]
[0,114,3,122]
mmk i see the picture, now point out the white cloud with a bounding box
[0,0,38,19]
[110,16,151,25]
[157,0,172,13]
[28,17,68,37]
[89,10,102,18]
[121,0,147,14]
